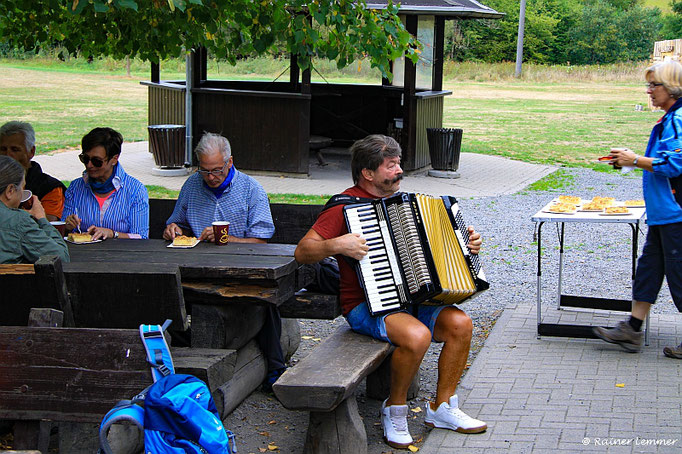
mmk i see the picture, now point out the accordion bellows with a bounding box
[344,192,489,316]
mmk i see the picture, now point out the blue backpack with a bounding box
[98,321,237,454]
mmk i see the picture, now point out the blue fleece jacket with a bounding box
[643,98,682,225]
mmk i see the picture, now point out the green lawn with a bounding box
[0,59,659,179]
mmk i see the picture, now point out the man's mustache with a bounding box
[382,174,403,185]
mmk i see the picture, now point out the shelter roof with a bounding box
[366,0,503,19]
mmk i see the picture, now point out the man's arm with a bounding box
[294,228,369,264]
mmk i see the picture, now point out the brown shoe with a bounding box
[593,321,643,353]
[663,342,682,359]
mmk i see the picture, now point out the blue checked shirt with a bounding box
[62,164,150,239]
[166,169,274,239]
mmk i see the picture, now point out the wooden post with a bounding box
[290,54,300,91]
[302,67,311,95]
[34,256,73,327]
[402,15,418,170]
[151,62,160,83]
[432,16,445,92]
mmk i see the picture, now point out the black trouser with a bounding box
[257,305,285,372]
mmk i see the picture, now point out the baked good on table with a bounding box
[557,195,581,205]
[580,202,604,211]
[172,235,197,246]
[548,202,576,213]
[67,232,93,243]
[591,196,615,207]
[623,199,645,207]
[604,206,629,214]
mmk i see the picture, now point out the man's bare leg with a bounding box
[431,307,472,408]
[384,312,431,405]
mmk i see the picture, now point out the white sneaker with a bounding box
[425,394,487,434]
[381,398,413,449]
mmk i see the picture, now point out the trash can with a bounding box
[148,125,186,168]
[426,128,463,172]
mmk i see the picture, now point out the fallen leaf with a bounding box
[301,336,313,340]
[259,449,267,453]
[615,383,625,388]
[408,445,419,452]
[268,420,276,425]
[258,431,269,437]
[411,406,422,413]
[268,444,278,451]
[313,338,321,341]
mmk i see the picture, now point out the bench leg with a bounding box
[13,420,50,453]
[366,352,420,401]
[304,397,367,454]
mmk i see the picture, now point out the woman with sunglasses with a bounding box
[62,127,149,240]
[0,155,69,263]
[594,60,682,360]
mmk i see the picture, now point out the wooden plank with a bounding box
[63,262,188,331]
[190,304,266,350]
[273,326,392,412]
[270,204,323,245]
[279,292,341,320]
[0,327,151,422]
[182,272,296,306]
[173,347,237,391]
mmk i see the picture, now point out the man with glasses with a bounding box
[163,132,274,243]
[0,121,66,222]
[62,127,149,240]
[163,132,284,388]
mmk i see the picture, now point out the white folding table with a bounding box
[531,201,649,343]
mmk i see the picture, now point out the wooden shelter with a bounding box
[142,0,502,175]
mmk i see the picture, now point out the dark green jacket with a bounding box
[0,202,69,264]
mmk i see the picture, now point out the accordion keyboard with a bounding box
[345,204,406,313]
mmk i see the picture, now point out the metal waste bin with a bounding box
[148,125,186,168]
[426,128,463,171]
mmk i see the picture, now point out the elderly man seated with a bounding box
[0,121,66,222]
[164,132,285,388]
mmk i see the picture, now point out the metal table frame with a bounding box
[531,202,649,343]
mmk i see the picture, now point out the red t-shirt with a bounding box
[312,185,377,315]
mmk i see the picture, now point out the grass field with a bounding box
[0,59,660,174]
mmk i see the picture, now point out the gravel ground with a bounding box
[224,167,678,454]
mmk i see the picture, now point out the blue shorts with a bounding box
[345,302,451,345]
[633,223,682,312]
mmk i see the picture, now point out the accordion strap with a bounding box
[322,194,377,212]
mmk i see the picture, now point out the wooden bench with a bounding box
[0,309,236,453]
[273,325,419,454]
[62,261,188,331]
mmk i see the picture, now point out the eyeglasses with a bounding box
[646,82,664,89]
[78,153,107,168]
[197,161,228,176]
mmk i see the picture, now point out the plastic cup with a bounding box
[50,221,66,237]
[19,190,33,209]
[212,221,230,246]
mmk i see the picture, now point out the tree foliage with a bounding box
[446,0,662,65]
[0,0,418,78]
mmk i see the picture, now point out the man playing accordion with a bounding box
[294,134,486,449]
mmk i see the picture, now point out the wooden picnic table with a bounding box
[66,239,305,305]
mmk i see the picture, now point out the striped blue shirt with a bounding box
[166,169,274,239]
[62,164,149,239]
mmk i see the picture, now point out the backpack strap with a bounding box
[140,320,175,382]
[321,194,376,212]
[98,400,144,454]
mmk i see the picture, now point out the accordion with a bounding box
[343,193,489,316]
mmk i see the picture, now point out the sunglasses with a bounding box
[78,153,108,168]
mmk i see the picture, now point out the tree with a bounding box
[0,0,418,79]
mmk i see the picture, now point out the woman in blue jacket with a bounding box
[594,60,682,359]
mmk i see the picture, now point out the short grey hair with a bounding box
[194,132,231,161]
[0,121,36,151]
[0,155,25,195]
[646,61,682,99]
